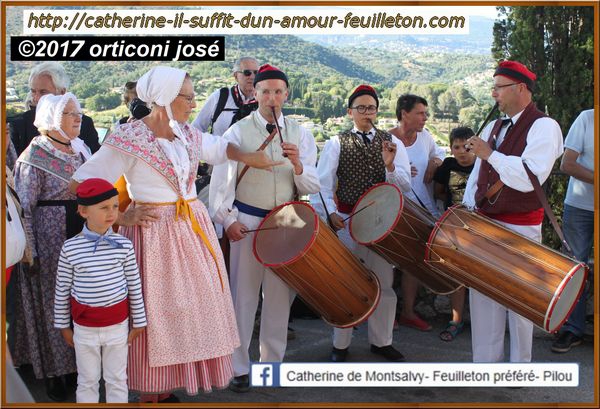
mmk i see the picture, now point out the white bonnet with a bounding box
[136,66,187,107]
[136,66,188,141]
[33,92,80,133]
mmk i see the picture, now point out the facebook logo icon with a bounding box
[251,363,279,387]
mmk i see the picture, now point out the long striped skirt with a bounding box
[121,201,240,394]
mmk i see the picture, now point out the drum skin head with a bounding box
[350,183,403,245]
[252,201,382,328]
[546,262,588,332]
[426,205,590,333]
[253,202,318,267]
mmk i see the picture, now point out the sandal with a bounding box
[439,320,464,342]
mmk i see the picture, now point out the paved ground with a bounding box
[14,314,596,406]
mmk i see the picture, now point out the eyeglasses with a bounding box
[491,82,520,92]
[350,105,378,114]
[62,111,83,118]
[236,69,258,77]
[177,93,195,104]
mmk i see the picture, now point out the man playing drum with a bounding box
[210,64,320,392]
[310,85,411,362]
[463,60,563,362]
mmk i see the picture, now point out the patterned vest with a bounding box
[235,111,300,210]
[336,129,391,212]
[476,102,546,214]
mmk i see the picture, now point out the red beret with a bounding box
[348,84,379,108]
[76,178,118,206]
[253,64,289,87]
[494,60,536,91]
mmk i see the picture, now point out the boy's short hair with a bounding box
[449,126,475,145]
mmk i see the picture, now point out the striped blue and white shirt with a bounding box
[54,225,147,329]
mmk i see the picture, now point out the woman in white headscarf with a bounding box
[69,66,278,402]
[12,92,90,401]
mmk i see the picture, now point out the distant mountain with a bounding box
[298,16,495,55]
[7,13,494,102]
[224,35,384,82]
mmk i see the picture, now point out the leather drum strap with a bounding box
[235,129,278,189]
[522,162,574,257]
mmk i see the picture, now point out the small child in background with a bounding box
[54,178,146,403]
[433,126,476,342]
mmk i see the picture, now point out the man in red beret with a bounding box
[462,60,564,363]
[310,85,412,363]
[210,64,320,392]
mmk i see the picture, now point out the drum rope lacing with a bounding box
[428,208,565,275]
[426,208,559,301]
[371,209,434,261]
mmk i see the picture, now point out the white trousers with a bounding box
[73,319,129,403]
[333,218,396,349]
[469,221,541,363]
[229,212,296,377]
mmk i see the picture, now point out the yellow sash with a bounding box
[137,197,224,292]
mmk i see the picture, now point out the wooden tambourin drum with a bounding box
[349,183,462,295]
[425,205,588,332]
[253,201,381,328]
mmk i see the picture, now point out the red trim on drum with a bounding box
[349,182,404,245]
[544,263,589,332]
[424,204,461,262]
[252,201,319,268]
[322,273,382,329]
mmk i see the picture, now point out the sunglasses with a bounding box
[237,69,258,77]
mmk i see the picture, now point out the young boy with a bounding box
[53,178,146,403]
[433,126,476,342]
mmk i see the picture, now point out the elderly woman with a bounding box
[12,92,91,401]
[69,66,278,403]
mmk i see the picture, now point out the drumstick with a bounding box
[242,226,279,234]
[341,201,376,222]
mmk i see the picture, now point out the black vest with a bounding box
[336,129,391,211]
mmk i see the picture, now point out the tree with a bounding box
[458,104,497,132]
[492,6,594,132]
[86,93,121,112]
[437,90,459,122]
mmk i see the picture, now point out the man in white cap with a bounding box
[210,63,320,392]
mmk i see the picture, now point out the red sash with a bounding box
[71,297,129,327]
[479,207,544,226]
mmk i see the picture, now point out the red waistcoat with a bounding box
[475,102,546,218]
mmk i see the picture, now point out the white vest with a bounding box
[235,111,301,210]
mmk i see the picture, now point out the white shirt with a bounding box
[403,129,446,217]
[210,111,320,230]
[73,122,229,202]
[564,109,594,211]
[192,85,254,137]
[463,108,564,209]
[309,127,411,217]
